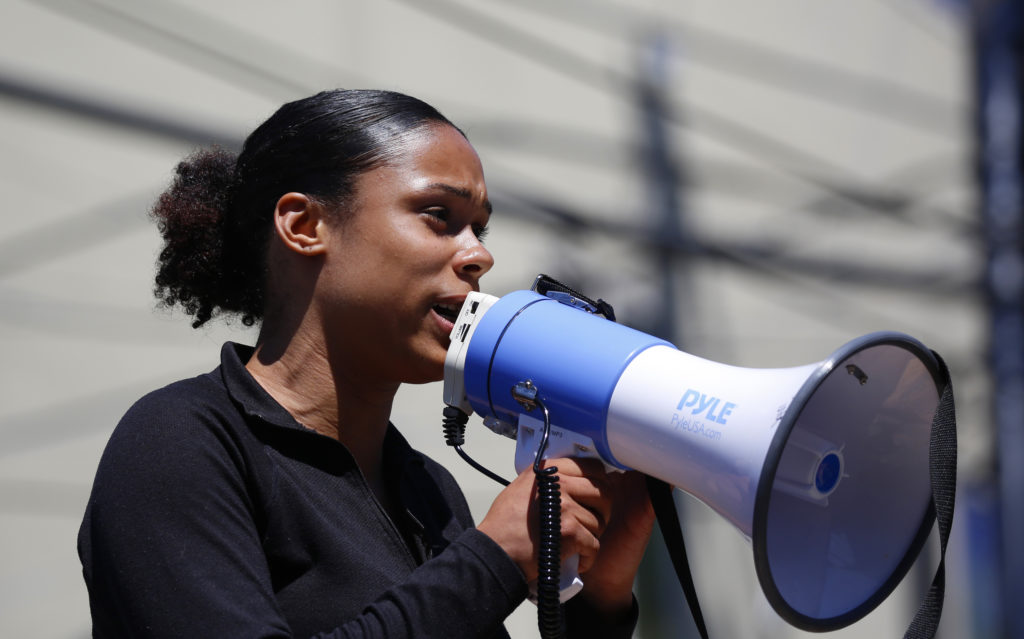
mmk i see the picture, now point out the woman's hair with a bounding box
[150,89,460,328]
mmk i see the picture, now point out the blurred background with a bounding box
[0,0,1018,637]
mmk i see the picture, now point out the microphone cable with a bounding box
[442,406,510,487]
[528,393,564,639]
[442,380,566,639]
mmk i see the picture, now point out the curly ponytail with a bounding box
[151,147,264,328]
[149,89,460,328]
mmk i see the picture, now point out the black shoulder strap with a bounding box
[903,351,957,639]
[647,476,710,639]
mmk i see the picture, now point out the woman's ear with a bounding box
[273,192,328,256]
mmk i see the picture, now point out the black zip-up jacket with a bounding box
[78,343,638,638]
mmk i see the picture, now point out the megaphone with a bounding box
[443,284,947,632]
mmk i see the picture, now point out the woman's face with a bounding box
[319,123,494,385]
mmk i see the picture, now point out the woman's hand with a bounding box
[573,469,655,614]
[476,458,654,609]
[477,457,609,583]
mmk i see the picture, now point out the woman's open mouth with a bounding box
[433,302,462,326]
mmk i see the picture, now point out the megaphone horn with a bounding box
[443,288,947,632]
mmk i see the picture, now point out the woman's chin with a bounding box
[400,349,447,385]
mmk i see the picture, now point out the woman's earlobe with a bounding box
[274,192,328,255]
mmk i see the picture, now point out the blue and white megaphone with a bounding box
[443,280,947,632]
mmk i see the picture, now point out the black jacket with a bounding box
[78,343,637,638]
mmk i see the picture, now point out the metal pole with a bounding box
[973,0,1024,636]
[632,33,703,639]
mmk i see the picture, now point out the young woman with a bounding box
[78,89,655,638]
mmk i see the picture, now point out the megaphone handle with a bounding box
[514,412,606,605]
[528,555,584,604]
[533,460,583,601]
[509,385,574,639]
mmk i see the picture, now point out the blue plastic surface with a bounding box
[463,290,672,466]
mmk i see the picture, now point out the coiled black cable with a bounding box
[530,396,564,639]
[441,398,563,638]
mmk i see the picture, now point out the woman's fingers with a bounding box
[478,456,618,581]
[537,457,616,572]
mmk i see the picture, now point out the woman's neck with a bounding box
[245,326,399,487]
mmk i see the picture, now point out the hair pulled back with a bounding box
[151,89,459,328]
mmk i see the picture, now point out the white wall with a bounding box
[0,1,980,637]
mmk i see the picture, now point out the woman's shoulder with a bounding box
[91,363,261,504]
[118,369,233,434]
[115,342,255,439]
[101,348,261,473]
[139,365,226,401]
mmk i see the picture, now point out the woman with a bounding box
[78,89,654,638]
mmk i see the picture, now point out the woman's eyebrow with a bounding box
[424,182,493,215]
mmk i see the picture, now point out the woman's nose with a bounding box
[454,235,494,280]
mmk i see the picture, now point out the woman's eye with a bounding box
[423,206,487,242]
[424,207,450,223]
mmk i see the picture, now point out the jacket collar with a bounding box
[217,341,424,468]
[219,341,306,432]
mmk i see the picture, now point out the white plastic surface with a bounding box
[605,345,819,536]
[442,291,499,413]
